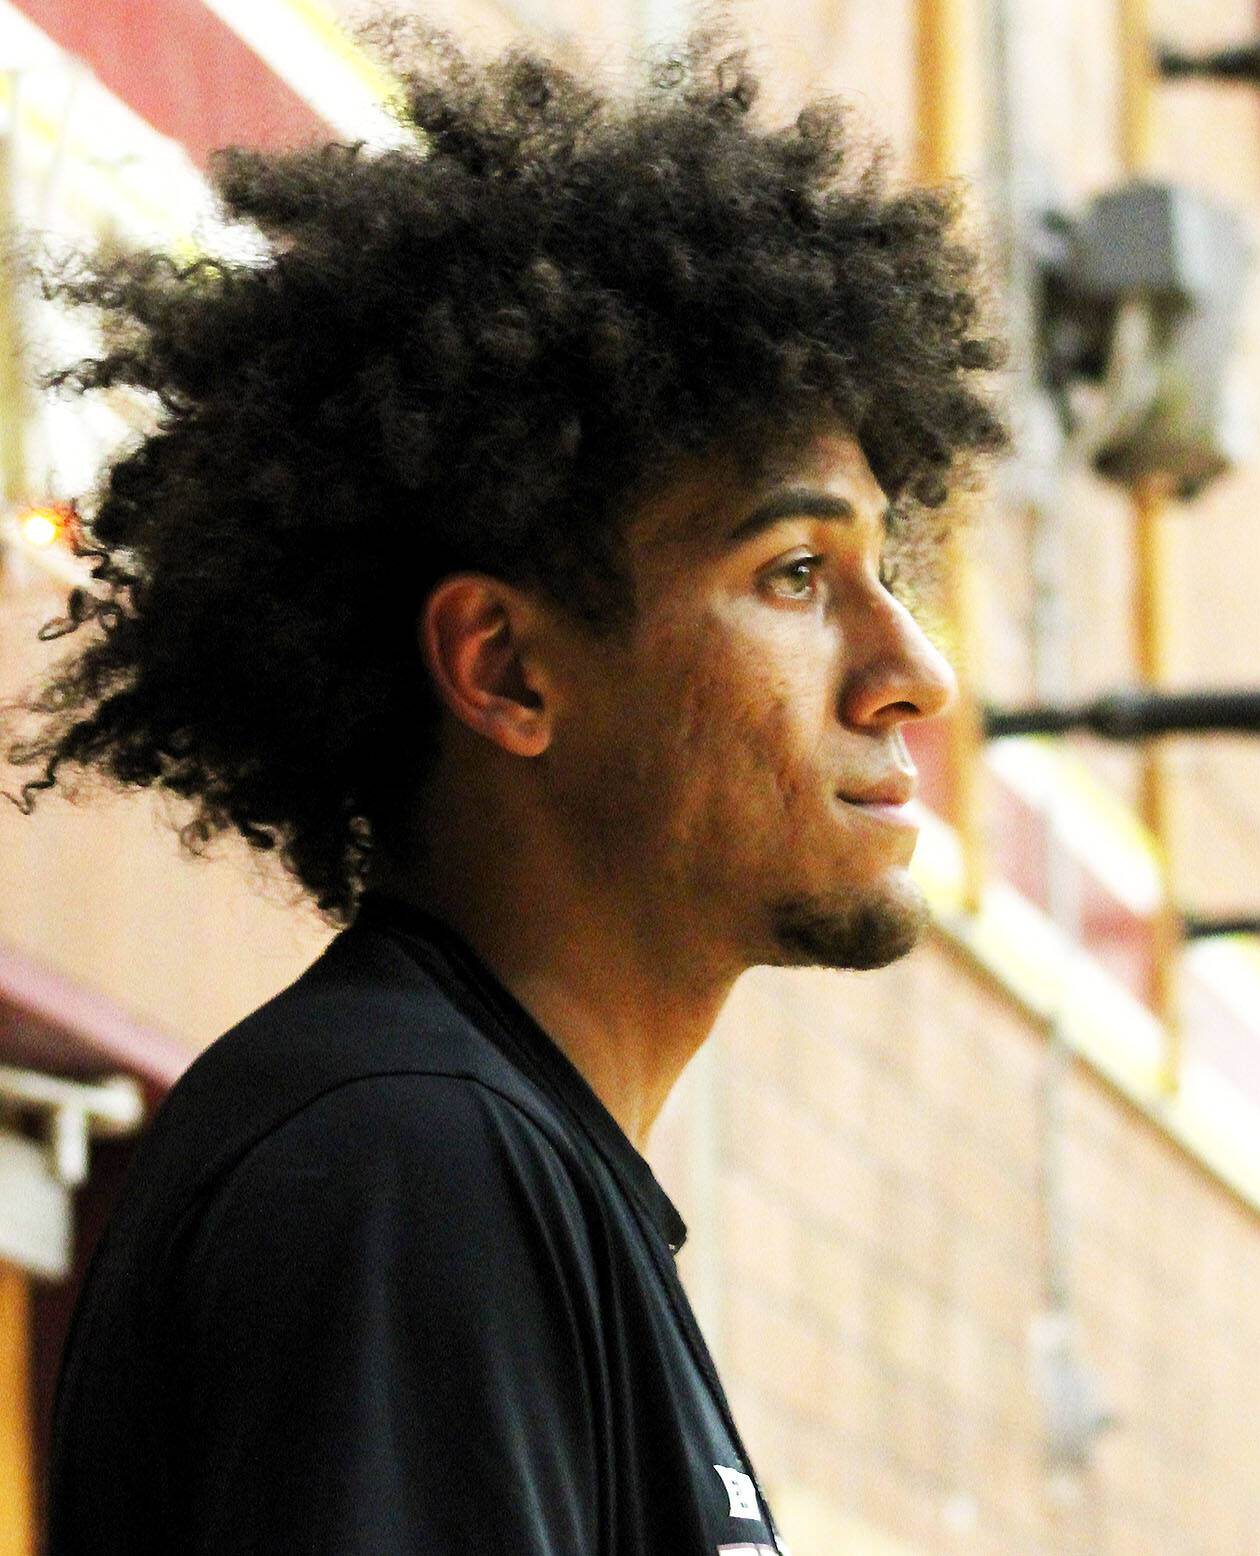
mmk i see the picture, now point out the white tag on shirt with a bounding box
[714,1465,760,1520]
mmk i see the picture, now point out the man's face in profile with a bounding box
[541,429,958,977]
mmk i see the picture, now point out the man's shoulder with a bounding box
[49,924,610,1556]
[115,919,570,1256]
[179,1065,598,1312]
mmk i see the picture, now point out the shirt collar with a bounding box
[354,892,689,1254]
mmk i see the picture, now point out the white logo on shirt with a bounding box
[714,1464,760,1520]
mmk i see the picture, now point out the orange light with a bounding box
[22,509,58,546]
[16,503,77,549]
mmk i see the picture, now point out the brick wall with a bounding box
[651,942,1260,1556]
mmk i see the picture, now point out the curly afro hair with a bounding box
[5,23,1006,922]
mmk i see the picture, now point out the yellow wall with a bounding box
[0,1263,33,1556]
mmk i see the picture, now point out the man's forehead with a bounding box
[628,429,889,557]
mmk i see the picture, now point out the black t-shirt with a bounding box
[48,896,785,1555]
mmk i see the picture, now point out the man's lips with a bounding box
[834,771,920,833]
[836,770,917,808]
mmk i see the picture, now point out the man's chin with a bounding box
[765,877,930,971]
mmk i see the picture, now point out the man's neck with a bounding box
[370,802,735,1152]
[448,908,732,1151]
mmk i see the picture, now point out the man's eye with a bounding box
[766,555,823,600]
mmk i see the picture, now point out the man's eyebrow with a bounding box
[727,488,884,545]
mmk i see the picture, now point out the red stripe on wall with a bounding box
[10,0,334,167]
[906,716,1160,1007]
[0,945,189,1089]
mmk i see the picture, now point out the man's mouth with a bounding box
[838,799,918,831]
[836,770,917,809]
[835,769,920,829]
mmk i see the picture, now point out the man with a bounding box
[11,24,1003,1555]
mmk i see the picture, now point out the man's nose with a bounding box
[840,590,958,729]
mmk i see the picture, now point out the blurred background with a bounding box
[4,1,1260,1553]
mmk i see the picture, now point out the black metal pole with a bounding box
[984,688,1260,741]
[1156,41,1260,83]
[1182,914,1260,940]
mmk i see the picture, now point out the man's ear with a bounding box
[419,574,555,758]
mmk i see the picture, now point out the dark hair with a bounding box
[4,23,1005,922]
